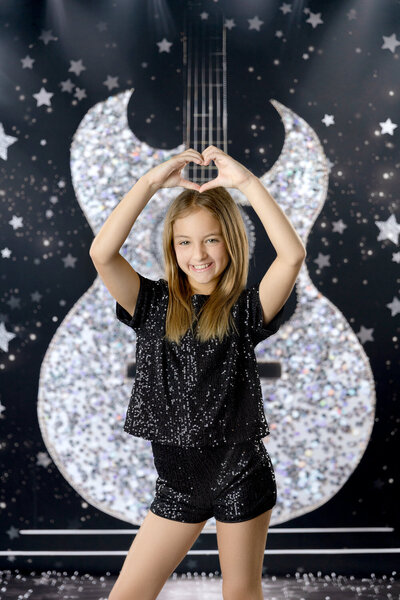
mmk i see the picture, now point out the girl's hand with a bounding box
[145,149,203,191]
[198,146,253,193]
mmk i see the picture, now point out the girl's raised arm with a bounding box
[89,149,203,316]
[89,148,203,263]
[89,176,158,316]
[89,175,158,263]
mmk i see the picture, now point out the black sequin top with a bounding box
[116,272,286,448]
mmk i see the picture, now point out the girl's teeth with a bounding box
[193,263,211,270]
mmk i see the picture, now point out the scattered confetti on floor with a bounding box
[1,569,399,599]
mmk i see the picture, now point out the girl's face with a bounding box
[172,207,230,295]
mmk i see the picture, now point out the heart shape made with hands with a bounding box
[182,156,220,194]
[179,146,249,193]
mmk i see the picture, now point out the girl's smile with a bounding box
[173,207,229,295]
[190,262,213,271]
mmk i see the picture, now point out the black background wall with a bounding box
[0,0,399,575]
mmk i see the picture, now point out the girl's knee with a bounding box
[222,581,263,600]
[108,582,156,600]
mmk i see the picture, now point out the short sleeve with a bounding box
[246,281,286,346]
[115,272,163,332]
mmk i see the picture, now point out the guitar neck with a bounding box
[182,4,227,183]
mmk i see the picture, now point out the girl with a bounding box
[90,146,306,600]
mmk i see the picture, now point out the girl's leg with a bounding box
[216,508,273,600]
[108,509,208,600]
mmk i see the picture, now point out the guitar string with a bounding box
[186,14,226,183]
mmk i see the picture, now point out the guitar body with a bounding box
[38,6,375,527]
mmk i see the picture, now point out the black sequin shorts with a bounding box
[149,438,277,523]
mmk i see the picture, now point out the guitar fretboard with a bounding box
[182,4,227,183]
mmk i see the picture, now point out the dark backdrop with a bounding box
[0,0,399,575]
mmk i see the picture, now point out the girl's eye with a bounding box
[178,238,218,246]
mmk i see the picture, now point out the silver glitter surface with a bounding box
[37,90,375,528]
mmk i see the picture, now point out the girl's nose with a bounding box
[192,247,210,258]
[193,248,209,254]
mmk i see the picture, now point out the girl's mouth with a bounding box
[190,262,213,272]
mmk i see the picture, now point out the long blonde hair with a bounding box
[162,187,249,345]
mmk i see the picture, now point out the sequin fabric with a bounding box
[150,438,277,523]
[116,272,286,448]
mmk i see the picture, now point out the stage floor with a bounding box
[1,570,399,599]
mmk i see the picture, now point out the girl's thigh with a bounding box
[216,508,273,597]
[108,509,208,600]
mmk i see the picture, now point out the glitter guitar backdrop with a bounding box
[37,4,376,529]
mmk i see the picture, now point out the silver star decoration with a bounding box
[103,75,119,91]
[200,12,209,20]
[37,451,52,468]
[157,38,173,53]
[6,526,19,540]
[392,251,400,264]
[0,322,16,352]
[0,123,18,160]
[306,12,324,28]
[248,16,264,31]
[1,247,12,258]
[280,3,292,15]
[60,79,75,93]
[62,253,78,268]
[322,114,335,126]
[7,295,21,309]
[38,29,57,45]
[376,214,400,245]
[224,18,236,30]
[379,118,398,135]
[347,9,357,20]
[8,215,23,229]
[357,326,374,344]
[332,219,348,234]
[74,87,87,100]
[32,87,54,107]
[382,33,400,53]
[0,400,6,415]
[69,59,87,76]
[21,55,34,68]
[314,252,331,269]
[96,22,108,32]
[386,296,400,317]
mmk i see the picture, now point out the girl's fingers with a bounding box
[179,155,203,165]
[182,149,204,162]
[198,177,220,193]
[180,178,201,191]
[201,149,222,165]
